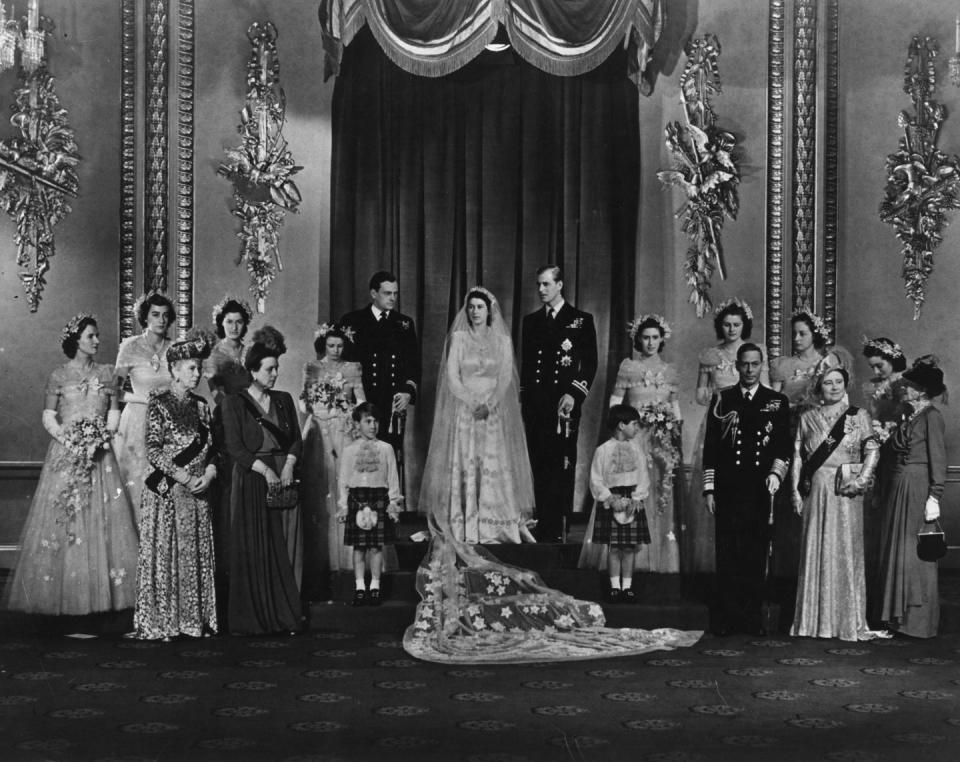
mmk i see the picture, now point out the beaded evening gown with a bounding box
[133,389,217,639]
[6,364,139,614]
[582,357,681,572]
[790,406,881,641]
[300,358,364,575]
[114,333,172,519]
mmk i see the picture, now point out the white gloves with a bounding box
[924,496,940,522]
[42,409,64,443]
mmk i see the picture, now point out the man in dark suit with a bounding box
[340,271,421,491]
[702,343,791,635]
[520,265,598,542]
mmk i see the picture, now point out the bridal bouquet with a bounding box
[54,416,113,526]
[300,374,351,417]
[636,402,682,513]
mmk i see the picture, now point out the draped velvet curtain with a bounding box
[329,27,641,511]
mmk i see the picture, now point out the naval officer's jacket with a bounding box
[520,301,597,412]
[702,383,792,497]
[339,305,420,408]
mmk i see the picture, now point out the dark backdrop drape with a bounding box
[330,28,640,511]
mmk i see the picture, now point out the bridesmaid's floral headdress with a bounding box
[714,296,753,321]
[61,312,96,342]
[628,314,672,340]
[861,335,903,359]
[133,290,171,318]
[211,294,253,326]
[791,307,830,344]
[314,323,354,343]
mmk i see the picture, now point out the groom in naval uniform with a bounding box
[702,343,791,635]
[340,271,421,491]
[520,265,598,543]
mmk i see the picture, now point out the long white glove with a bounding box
[924,496,940,522]
[42,409,64,444]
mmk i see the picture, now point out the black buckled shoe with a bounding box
[352,589,366,607]
[606,588,621,603]
[621,588,636,604]
[369,589,382,607]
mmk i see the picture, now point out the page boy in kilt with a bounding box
[702,343,791,635]
[337,403,402,606]
[588,404,651,602]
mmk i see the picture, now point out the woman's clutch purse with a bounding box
[266,479,301,510]
[834,463,863,496]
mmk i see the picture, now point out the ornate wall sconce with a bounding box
[218,21,302,314]
[0,1,80,312]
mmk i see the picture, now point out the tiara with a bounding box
[61,312,96,342]
[791,307,830,343]
[466,286,498,304]
[628,313,672,340]
[714,296,754,321]
[133,290,171,319]
[314,322,354,343]
[861,335,904,359]
[211,294,253,326]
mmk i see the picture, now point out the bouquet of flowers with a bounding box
[300,373,351,417]
[54,416,113,526]
[636,402,682,513]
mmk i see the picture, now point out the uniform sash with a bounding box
[798,405,857,497]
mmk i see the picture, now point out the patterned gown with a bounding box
[790,406,878,641]
[686,344,767,574]
[5,364,139,614]
[611,357,681,572]
[114,334,172,519]
[133,389,217,639]
[300,359,363,574]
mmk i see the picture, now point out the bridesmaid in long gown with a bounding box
[133,336,218,640]
[114,292,175,519]
[588,314,681,573]
[299,323,364,580]
[877,359,947,638]
[687,298,765,575]
[789,367,887,641]
[6,315,139,615]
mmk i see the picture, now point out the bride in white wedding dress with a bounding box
[404,288,701,664]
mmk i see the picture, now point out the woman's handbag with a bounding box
[917,520,947,562]
[834,463,863,496]
[266,479,300,510]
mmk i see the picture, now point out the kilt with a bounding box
[343,487,396,549]
[591,486,650,548]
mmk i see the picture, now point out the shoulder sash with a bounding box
[798,405,858,497]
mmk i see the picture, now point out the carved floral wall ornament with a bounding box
[879,36,960,319]
[657,34,740,318]
[0,10,79,312]
[218,21,302,313]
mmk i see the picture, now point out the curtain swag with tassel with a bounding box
[319,0,664,93]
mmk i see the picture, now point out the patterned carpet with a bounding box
[2,623,959,762]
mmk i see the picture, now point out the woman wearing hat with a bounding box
[133,334,218,640]
[877,357,947,638]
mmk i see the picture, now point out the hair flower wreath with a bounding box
[211,295,253,326]
[861,335,904,359]
[714,296,753,321]
[61,312,96,342]
[314,322,354,344]
[628,314,672,340]
[791,307,830,344]
[133,290,170,320]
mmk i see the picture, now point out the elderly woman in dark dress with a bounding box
[220,329,303,635]
[877,359,947,638]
